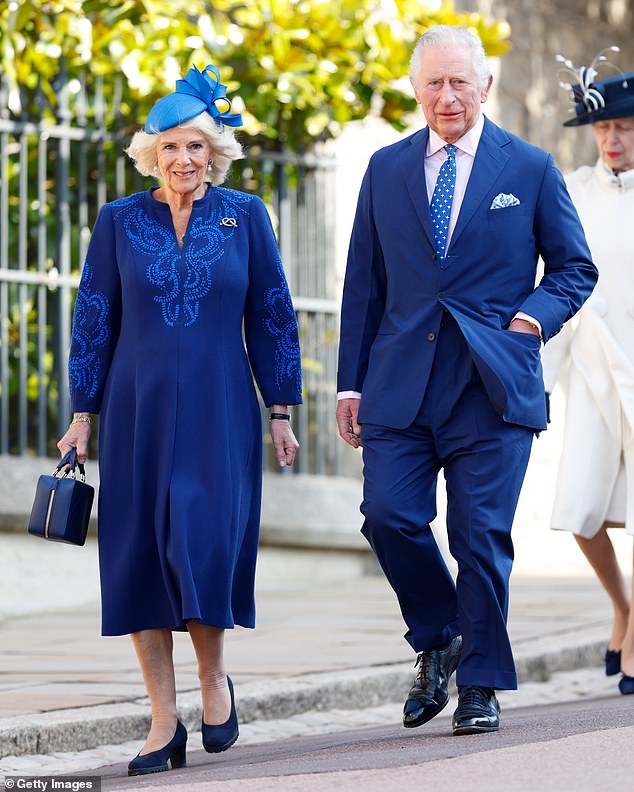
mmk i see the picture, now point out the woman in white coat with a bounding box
[543,58,634,694]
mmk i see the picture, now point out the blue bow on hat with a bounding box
[145,65,243,134]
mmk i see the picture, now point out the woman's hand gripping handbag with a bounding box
[27,448,94,545]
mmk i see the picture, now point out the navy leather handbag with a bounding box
[27,448,94,545]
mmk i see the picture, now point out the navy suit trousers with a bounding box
[360,315,533,690]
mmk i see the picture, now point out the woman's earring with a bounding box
[153,165,159,174]
[207,159,214,172]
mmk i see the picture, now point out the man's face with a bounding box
[593,117,634,173]
[412,44,492,143]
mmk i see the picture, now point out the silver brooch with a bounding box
[220,217,237,227]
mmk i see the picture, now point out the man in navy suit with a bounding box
[336,25,597,735]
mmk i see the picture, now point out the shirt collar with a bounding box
[426,113,485,158]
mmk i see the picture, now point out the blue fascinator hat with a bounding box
[145,64,243,134]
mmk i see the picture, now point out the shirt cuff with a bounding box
[513,312,542,338]
[337,391,362,400]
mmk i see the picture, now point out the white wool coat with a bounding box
[541,160,634,537]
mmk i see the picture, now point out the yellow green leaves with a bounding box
[1,0,510,149]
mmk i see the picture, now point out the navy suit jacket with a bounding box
[337,117,598,431]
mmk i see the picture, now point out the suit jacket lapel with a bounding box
[400,128,436,251]
[449,117,511,251]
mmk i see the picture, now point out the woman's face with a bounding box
[156,127,213,197]
[593,117,634,173]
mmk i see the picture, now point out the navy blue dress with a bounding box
[68,186,302,636]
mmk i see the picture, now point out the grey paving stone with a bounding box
[0,665,621,777]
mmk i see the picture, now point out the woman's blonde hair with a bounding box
[125,112,243,186]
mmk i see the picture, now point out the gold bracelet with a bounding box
[70,414,92,426]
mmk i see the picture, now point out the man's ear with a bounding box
[481,74,493,103]
[411,79,422,106]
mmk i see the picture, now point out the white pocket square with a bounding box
[490,193,521,209]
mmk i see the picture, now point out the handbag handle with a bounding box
[55,447,87,479]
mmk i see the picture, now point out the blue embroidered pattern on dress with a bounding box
[262,256,302,390]
[69,261,111,399]
[112,189,251,327]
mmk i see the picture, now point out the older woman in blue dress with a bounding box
[56,65,302,775]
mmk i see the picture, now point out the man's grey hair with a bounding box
[409,25,491,91]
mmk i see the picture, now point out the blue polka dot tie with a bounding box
[430,144,457,262]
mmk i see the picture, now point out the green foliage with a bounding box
[1,0,510,148]
[0,1,510,455]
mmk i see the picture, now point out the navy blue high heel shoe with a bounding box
[202,676,239,753]
[128,720,187,776]
[618,674,634,694]
[605,649,621,676]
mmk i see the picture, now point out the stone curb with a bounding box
[0,635,605,760]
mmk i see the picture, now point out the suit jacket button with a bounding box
[427,332,436,342]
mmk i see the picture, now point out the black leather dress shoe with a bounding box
[452,685,500,735]
[403,635,462,728]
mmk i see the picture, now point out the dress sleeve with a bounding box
[68,204,122,413]
[243,196,302,407]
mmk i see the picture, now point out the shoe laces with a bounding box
[459,686,494,709]
[414,651,434,683]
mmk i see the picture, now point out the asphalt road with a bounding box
[93,695,634,791]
